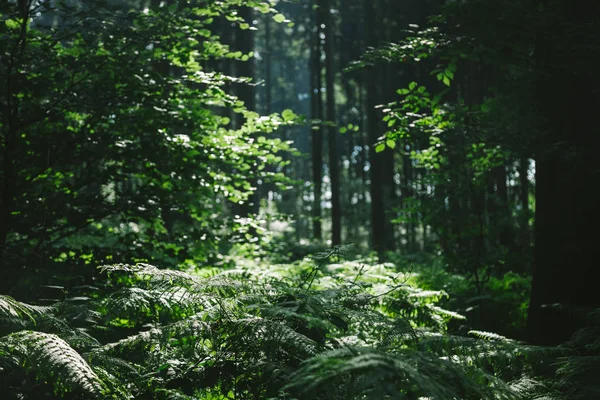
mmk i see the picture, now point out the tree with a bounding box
[0,0,294,294]
[358,0,600,342]
[364,0,395,255]
[321,0,341,245]
[527,0,600,345]
[310,1,324,241]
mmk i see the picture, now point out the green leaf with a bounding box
[339,127,347,134]
[282,109,296,122]
[273,14,286,23]
[375,143,386,153]
[442,76,451,86]
[5,19,20,30]
[257,2,271,13]
[408,82,417,91]
[386,140,396,149]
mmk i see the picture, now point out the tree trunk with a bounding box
[0,1,29,290]
[364,0,392,255]
[321,0,341,245]
[519,156,530,244]
[527,0,600,345]
[233,6,258,218]
[310,1,323,241]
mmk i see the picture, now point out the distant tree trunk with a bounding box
[321,0,341,245]
[519,156,529,242]
[486,165,511,250]
[381,0,396,253]
[236,9,255,113]
[527,0,600,345]
[0,1,29,290]
[310,0,323,241]
[494,165,512,248]
[264,16,272,115]
[364,0,392,255]
[403,153,414,252]
[233,6,258,218]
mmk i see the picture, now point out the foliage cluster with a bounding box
[0,0,296,294]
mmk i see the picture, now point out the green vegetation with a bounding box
[0,251,596,399]
[1,0,598,398]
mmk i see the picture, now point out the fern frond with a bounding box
[469,330,514,342]
[99,263,200,285]
[0,330,105,397]
[0,294,48,328]
[509,377,560,400]
[284,346,520,399]
[232,317,319,359]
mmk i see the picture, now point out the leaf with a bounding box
[386,140,396,149]
[273,14,286,23]
[281,109,297,122]
[0,331,105,397]
[408,82,417,91]
[375,143,386,153]
[257,2,271,13]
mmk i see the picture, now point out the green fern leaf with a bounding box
[0,330,105,397]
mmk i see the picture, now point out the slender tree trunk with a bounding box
[310,1,323,241]
[494,165,512,248]
[364,0,387,255]
[519,156,529,242]
[321,0,341,245]
[234,6,258,217]
[264,16,272,115]
[0,1,29,289]
[404,153,416,252]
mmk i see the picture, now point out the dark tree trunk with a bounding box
[519,156,530,244]
[310,1,323,241]
[0,1,30,290]
[364,0,393,255]
[527,0,600,345]
[321,0,341,245]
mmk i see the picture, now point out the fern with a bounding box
[284,347,520,399]
[2,257,595,399]
[469,330,514,342]
[0,295,49,332]
[0,331,105,397]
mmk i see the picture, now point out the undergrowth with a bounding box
[0,247,597,399]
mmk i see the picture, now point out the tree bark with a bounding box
[527,0,600,345]
[321,0,341,245]
[310,0,323,241]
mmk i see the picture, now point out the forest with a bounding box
[0,0,599,398]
